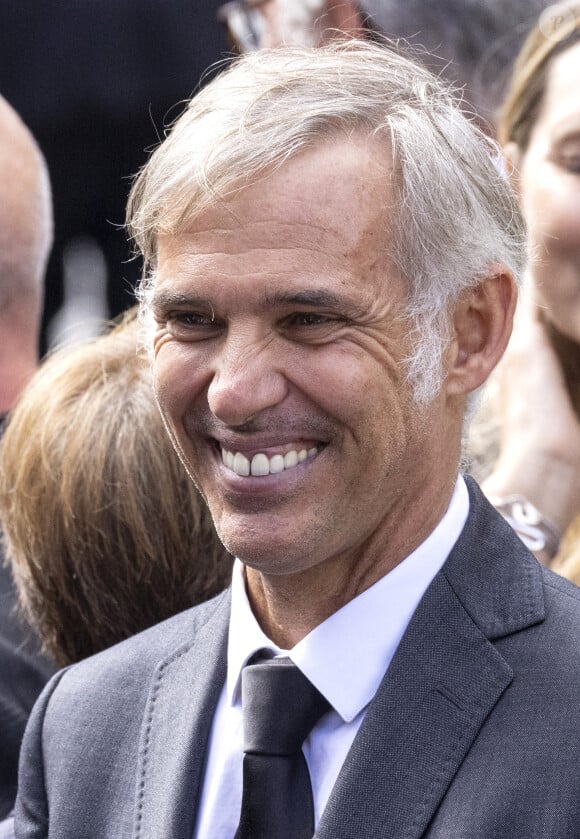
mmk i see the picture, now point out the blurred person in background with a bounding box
[0,310,233,669]
[471,2,580,571]
[0,95,51,415]
[0,94,54,822]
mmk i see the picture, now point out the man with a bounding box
[0,95,53,820]
[15,41,580,838]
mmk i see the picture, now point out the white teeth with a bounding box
[269,455,285,474]
[233,452,250,477]
[221,445,320,477]
[250,453,269,476]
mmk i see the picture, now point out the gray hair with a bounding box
[128,39,525,403]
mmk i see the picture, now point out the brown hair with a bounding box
[498,3,580,148]
[0,309,232,667]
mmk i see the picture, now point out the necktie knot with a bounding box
[242,656,330,755]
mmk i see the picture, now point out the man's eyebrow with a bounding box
[149,288,355,312]
[149,291,209,311]
[260,290,350,309]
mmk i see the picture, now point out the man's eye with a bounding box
[171,312,215,327]
[286,312,334,327]
[281,311,347,343]
[162,311,221,339]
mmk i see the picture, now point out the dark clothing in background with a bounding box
[0,416,54,818]
[0,561,53,819]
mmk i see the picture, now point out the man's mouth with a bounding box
[220,444,320,477]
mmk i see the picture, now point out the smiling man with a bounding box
[149,134,453,635]
[15,41,580,839]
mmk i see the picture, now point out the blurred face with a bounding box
[218,0,363,51]
[151,138,452,581]
[516,41,580,342]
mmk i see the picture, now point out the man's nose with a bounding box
[207,333,288,427]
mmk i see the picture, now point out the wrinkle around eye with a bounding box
[279,316,349,344]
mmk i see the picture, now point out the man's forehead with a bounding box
[154,136,395,262]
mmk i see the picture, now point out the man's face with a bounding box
[151,137,449,581]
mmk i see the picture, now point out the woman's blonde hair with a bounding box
[498,2,580,147]
[0,309,232,667]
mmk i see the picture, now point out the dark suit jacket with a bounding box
[0,560,54,820]
[15,479,580,838]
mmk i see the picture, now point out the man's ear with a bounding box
[445,267,518,397]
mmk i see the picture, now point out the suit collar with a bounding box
[442,476,545,640]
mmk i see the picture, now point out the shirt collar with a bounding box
[227,475,469,722]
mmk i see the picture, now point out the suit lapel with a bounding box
[317,479,544,839]
[132,591,230,839]
[316,573,512,838]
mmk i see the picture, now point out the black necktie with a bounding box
[234,656,330,839]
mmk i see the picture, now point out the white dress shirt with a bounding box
[195,476,469,839]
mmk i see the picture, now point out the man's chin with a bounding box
[219,537,298,568]
[216,522,314,573]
